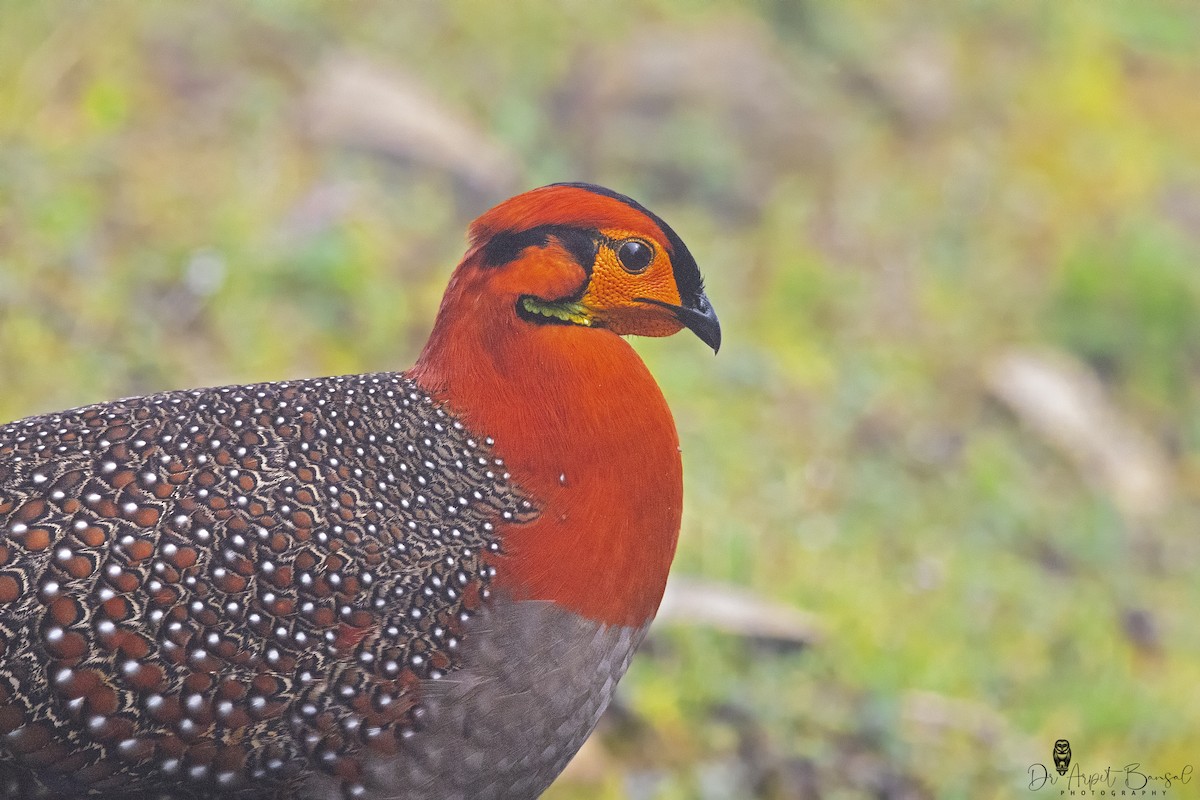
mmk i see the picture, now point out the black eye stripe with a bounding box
[481,226,599,271]
[616,240,653,273]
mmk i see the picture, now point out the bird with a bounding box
[0,182,720,800]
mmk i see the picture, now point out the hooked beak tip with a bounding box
[636,293,721,353]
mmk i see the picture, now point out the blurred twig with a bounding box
[656,577,824,650]
[984,348,1173,525]
[303,55,521,200]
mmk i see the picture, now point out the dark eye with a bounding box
[616,240,654,273]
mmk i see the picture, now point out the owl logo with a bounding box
[1053,739,1072,776]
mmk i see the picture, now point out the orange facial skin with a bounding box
[411,184,717,627]
[581,229,684,338]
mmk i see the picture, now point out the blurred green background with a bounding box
[2,1,1199,798]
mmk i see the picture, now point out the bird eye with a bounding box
[616,240,653,273]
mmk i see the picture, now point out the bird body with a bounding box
[0,184,718,799]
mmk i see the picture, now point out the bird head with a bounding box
[447,182,720,353]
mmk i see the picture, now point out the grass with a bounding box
[2,1,1199,797]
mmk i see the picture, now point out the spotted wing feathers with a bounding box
[0,372,534,799]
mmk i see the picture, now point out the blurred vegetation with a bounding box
[2,1,1200,798]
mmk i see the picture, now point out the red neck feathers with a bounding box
[410,247,682,628]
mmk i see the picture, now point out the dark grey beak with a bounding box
[636,292,721,353]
